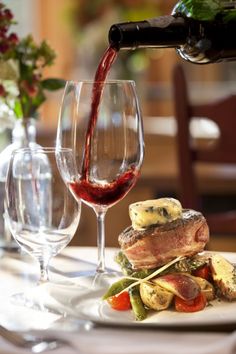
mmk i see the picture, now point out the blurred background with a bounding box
[6,0,236,251]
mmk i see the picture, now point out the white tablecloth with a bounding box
[1,327,236,354]
[0,247,236,354]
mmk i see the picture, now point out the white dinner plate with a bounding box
[73,252,236,331]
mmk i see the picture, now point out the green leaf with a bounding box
[28,90,46,116]
[32,91,46,107]
[41,78,66,91]
[13,100,23,118]
[38,40,57,66]
[20,92,32,118]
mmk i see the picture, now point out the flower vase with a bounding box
[0,118,39,252]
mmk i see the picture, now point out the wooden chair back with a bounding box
[172,63,236,234]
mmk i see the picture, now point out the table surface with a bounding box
[0,246,236,354]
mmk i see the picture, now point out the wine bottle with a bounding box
[108,0,236,64]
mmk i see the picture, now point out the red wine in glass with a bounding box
[70,166,140,207]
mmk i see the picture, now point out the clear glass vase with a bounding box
[0,118,40,252]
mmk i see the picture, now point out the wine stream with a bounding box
[82,45,118,181]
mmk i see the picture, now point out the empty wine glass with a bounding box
[5,147,81,310]
[56,80,144,275]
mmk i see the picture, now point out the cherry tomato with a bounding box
[193,265,211,281]
[107,291,131,311]
[175,292,207,313]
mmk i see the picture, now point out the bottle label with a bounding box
[173,0,236,21]
[147,16,175,28]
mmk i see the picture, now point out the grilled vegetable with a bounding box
[115,251,133,276]
[210,254,236,300]
[152,273,201,300]
[129,286,147,321]
[193,264,211,281]
[140,282,174,311]
[175,292,207,312]
[107,291,131,311]
[102,278,134,300]
[115,251,154,278]
[187,274,215,301]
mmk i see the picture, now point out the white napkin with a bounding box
[0,327,236,354]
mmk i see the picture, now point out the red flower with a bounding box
[21,80,39,98]
[0,41,9,53]
[0,84,6,97]
[8,32,19,45]
[0,26,7,36]
[3,9,13,21]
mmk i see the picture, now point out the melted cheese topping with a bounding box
[129,198,182,230]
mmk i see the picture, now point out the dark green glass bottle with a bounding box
[108,1,236,64]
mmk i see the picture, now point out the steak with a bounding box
[118,209,209,270]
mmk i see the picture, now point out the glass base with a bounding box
[10,284,69,317]
[65,270,121,292]
[10,272,121,318]
[91,270,120,289]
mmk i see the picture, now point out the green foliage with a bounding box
[0,2,65,119]
[13,100,23,118]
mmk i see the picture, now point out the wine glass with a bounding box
[5,147,81,310]
[56,80,144,275]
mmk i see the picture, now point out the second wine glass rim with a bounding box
[12,147,72,154]
[67,79,136,85]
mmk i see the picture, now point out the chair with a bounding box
[172,63,236,234]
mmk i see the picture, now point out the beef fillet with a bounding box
[118,209,209,270]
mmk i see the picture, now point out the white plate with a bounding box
[74,252,236,330]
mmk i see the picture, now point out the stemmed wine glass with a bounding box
[56,80,144,274]
[5,147,81,310]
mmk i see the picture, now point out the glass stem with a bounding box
[38,257,50,284]
[94,207,107,273]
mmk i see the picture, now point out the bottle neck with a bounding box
[12,119,36,146]
[108,15,188,50]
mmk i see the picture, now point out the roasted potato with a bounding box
[188,275,215,301]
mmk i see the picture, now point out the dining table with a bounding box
[0,246,236,354]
